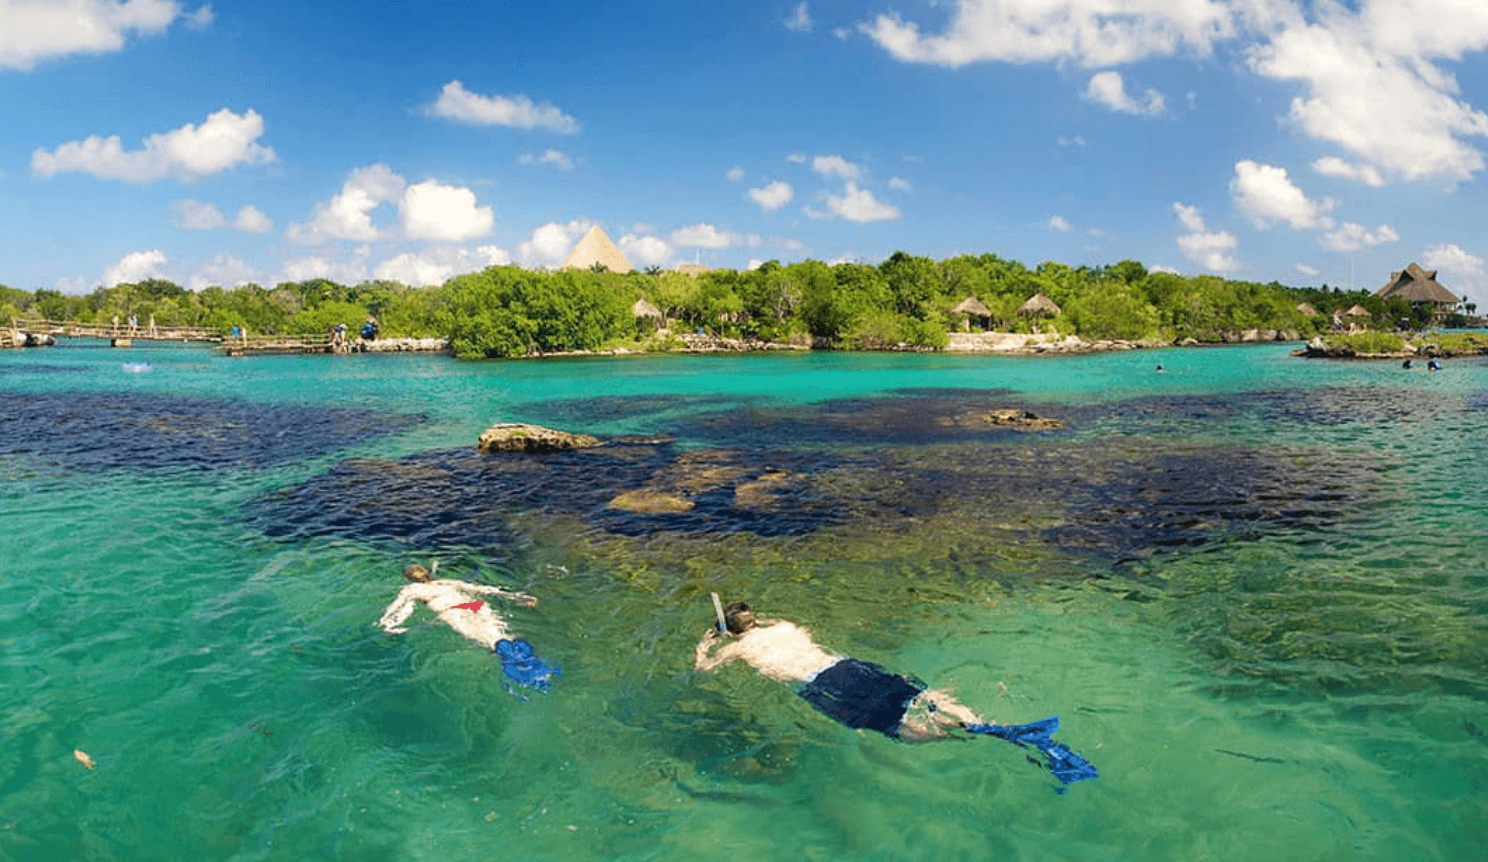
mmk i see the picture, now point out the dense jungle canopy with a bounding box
[1,253,1455,358]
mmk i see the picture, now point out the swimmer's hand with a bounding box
[383,625,409,635]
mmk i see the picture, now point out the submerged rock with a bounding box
[607,489,696,514]
[477,423,602,454]
[978,409,1064,430]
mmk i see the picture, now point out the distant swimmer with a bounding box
[378,562,557,691]
[1155,364,1165,373]
[1403,359,1413,369]
[1428,358,1442,371]
[694,600,1097,783]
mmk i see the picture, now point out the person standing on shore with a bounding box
[378,562,557,691]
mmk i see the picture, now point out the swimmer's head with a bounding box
[723,601,757,634]
[403,564,432,583]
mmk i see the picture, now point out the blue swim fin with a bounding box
[495,638,559,691]
[966,716,1098,786]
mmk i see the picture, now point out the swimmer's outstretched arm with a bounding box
[377,590,419,634]
[693,629,740,672]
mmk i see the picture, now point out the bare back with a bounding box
[695,620,840,682]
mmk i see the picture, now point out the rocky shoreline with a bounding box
[1296,335,1488,359]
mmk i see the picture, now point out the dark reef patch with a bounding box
[0,390,420,473]
[244,424,1379,572]
[242,441,844,553]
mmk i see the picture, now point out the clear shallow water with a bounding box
[2,343,1486,861]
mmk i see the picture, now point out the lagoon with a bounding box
[1,343,1484,861]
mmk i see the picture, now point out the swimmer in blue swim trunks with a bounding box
[379,562,556,690]
[693,602,987,740]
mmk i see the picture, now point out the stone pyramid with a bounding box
[561,225,633,273]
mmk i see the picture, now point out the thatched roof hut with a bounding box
[1017,292,1062,317]
[1344,303,1371,317]
[673,263,712,277]
[1375,262,1458,309]
[562,225,634,274]
[632,298,663,319]
[1296,302,1318,316]
[952,296,991,317]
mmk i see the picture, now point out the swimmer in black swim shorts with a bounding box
[693,601,987,740]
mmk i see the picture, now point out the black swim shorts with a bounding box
[798,658,925,738]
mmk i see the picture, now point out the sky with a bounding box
[2,0,1487,307]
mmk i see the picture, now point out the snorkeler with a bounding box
[694,601,1098,784]
[378,562,557,690]
[693,601,981,741]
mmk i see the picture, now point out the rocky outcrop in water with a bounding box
[477,423,602,454]
[977,409,1064,430]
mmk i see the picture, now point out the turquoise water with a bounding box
[2,343,1485,861]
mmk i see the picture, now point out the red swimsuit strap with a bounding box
[452,600,484,612]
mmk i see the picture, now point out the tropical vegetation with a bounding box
[1,252,1470,359]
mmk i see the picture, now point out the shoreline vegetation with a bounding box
[3,252,1479,358]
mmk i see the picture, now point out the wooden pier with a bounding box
[5,318,443,356]
[8,318,221,347]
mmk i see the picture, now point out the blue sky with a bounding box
[3,0,1487,307]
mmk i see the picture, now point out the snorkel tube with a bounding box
[710,592,728,636]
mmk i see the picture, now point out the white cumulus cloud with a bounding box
[1085,70,1165,115]
[1319,222,1399,253]
[619,234,673,267]
[1049,215,1073,232]
[860,0,1235,69]
[399,179,494,242]
[32,107,275,183]
[288,163,405,244]
[102,248,167,286]
[1295,262,1321,278]
[425,80,579,134]
[0,0,196,70]
[1422,243,1484,304]
[785,2,813,33]
[374,245,511,286]
[518,149,574,170]
[1231,160,1334,230]
[280,247,371,285]
[821,182,901,223]
[887,176,913,191]
[288,165,492,245]
[1173,202,1238,272]
[172,198,226,230]
[1246,1,1488,182]
[671,223,739,248]
[190,252,257,290]
[727,166,746,182]
[811,154,862,180]
[234,204,272,233]
[1311,156,1385,188]
[748,180,794,211]
[860,1,1488,183]
[517,219,594,268]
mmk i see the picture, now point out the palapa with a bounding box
[1017,292,1062,317]
[632,298,663,319]
[951,296,991,317]
[1375,262,1458,308]
[562,225,634,274]
[1296,302,1318,316]
[1344,303,1372,317]
[673,263,712,277]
